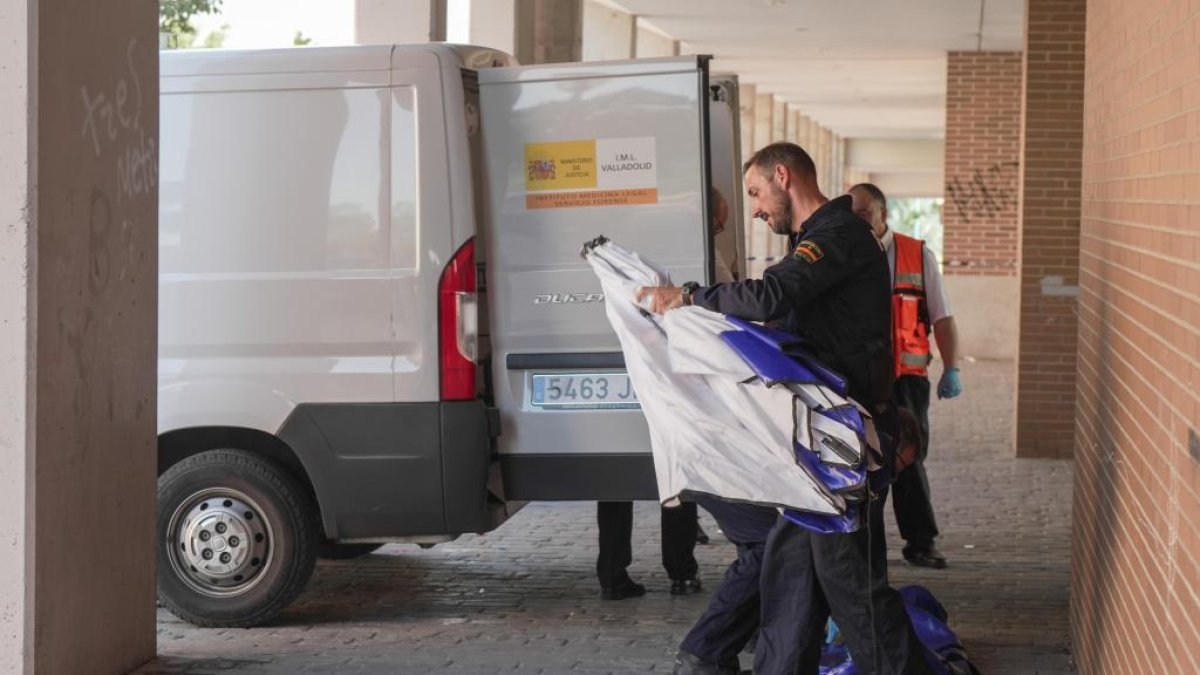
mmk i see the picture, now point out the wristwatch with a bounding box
[680,281,700,306]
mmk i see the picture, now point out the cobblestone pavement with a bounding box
[137,360,1073,674]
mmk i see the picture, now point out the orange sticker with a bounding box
[526,188,658,210]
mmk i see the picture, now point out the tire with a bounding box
[318,542,384,560]
[157,448,319,628]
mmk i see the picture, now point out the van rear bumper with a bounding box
[500,453,657,501]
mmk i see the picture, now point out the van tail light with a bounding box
[439,238,478,401]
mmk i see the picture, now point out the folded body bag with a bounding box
[582,238,883,532]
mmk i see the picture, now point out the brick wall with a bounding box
[1015,0,1086,459]
[943,52,1023,276]
[1074,0,1200,671]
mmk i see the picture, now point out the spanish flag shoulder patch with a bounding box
[792,240,824,264]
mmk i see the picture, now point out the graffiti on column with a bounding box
[71,37,157,424]
[946,161,1019,222]
[80,38,158,205]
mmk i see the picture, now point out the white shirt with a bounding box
[880,227,952,324]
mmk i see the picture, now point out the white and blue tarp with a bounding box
[582,237,884,533]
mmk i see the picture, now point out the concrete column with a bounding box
[515,0,583,64]
[1015,0,1086,458]
[819,126,833,196]
[801,116,817,161]
[739,83,757,164]
[753,93,774,155]
[832,134,844,194]
[771,98,787,142]
[0,0,158,672]
[751,93,777,268]
[468,0,516,54]
[582,0,633,61]
[355,0,447,44]
[767,98,790,261]
[739,84,762,278]
[635,20,675,58]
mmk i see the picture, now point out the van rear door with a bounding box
[479,57,714,501]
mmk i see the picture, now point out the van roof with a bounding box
[160,43,514,79]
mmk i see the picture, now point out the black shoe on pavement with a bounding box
[600,578,646,601]
[696,525,711,545]
[903,545,948,569]
[670,578,703,595]
[671,650,739,675]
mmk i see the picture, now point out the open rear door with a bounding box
[479,56,713,501]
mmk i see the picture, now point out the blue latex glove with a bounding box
[937,367,963,399]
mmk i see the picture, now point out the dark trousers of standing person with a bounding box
[677,497,779,668]
[890,375,940,552]
[752,491,931,675]
[596,501,698,588]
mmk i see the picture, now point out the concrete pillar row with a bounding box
[0,0,159,672]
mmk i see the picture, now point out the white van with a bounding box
[157,43,745,627]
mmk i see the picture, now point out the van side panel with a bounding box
[159,85,395,430]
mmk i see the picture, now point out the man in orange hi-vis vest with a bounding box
[849,183,962,570]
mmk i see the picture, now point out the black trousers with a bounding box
[596,500,698,587]
[679,497,779,665]
[891,375,940,549]
[752,494,931,675]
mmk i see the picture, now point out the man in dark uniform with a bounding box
[638,142,929,675]
[596,500,702,600]
[673,497,777,674]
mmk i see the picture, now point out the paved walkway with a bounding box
[137,360,1073,674]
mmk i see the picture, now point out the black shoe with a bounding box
[670,578,703,595]
[672,650,740,675]
[903,545,948,569]
[600,578,646,601]
[696,525,711,545]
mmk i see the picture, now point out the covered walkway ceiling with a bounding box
[609,0,1025,138]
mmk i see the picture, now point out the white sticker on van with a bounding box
[524,137,657,210]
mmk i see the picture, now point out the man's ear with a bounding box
[774,163,789,189]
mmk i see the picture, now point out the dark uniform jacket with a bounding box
[691,195,894,408]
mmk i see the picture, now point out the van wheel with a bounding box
[318,542,384,560]
[157,449,318,628]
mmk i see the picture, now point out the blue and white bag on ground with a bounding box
[582,237,882,530]
[821,585,981,675]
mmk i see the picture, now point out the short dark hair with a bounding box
[743,142,817,182]
[849,182,887,208]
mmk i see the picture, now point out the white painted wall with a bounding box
[869,170,944,198]
[470,0,516,54]
[0,0,31,667]
[356,0,436,44]
[582,0,633,61]
[635,24,675,57]
[944,275,1018,360]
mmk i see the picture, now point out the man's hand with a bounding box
[937,367,963,399]
[635,286,685,314]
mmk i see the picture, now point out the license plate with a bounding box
[529,372,640,410]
